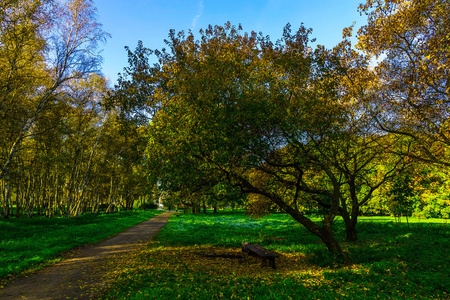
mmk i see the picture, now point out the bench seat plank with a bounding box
[242,242,278,268]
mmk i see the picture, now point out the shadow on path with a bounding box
[0,211,176,300]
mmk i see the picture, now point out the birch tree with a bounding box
[0,0,109,181]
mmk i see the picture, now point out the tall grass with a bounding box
[102,212,449,299]
[0,210,162,280]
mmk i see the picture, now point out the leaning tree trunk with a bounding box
[289,208,351,264]
[267,192,352,265]
[304,214,350,264]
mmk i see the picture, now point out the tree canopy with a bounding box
[109,0,449,263]
[356,0,450,164]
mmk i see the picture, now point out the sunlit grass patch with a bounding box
[102,242,321,300]
[104,241,434,299]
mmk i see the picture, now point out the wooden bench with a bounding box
[242,242,278,269]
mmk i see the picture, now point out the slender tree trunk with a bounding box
[23,171,29,217]
[91,193,99,213]
[28,194,34,218]
[0,178,4,219]
[67,147,81,219]
[77,124,103,216]
[106,176,115,214]
[74,199,82,218]
[53,172,59,216]
[35,175,42,216]
[27,169,35,218]
[4,171,11,218]
[16,165,21,218]
[15,183,20,218]
[406,213,410,231]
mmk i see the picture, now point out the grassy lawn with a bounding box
[0,209,162,281]
[102,212,449,299]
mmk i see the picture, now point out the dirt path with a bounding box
[0,211,176,300]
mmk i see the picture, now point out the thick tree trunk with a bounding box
[339,205,359,242]
[340,206,360,242]
[297,213,351,264]
[345,214,358,242]
[318,226,348,259]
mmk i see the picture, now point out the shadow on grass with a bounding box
[102,212,449,300]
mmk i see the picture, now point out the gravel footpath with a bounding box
[0,211,176,300]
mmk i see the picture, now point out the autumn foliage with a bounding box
[1,0,449,264]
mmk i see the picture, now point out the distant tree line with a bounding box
[0,0,156,219]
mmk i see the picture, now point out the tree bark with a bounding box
[339,207,359,242]
[345,216,358,242]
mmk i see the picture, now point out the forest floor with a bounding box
[0,211,176,300]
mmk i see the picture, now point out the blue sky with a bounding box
[94,0,367,85]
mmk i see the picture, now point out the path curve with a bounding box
[0,211,176,300]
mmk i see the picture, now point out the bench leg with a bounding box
[261,258,268,267]
[260,257,276,269]
[268,257,276,269]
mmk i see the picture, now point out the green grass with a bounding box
[0,209,162,280]
[102,212,449,299]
